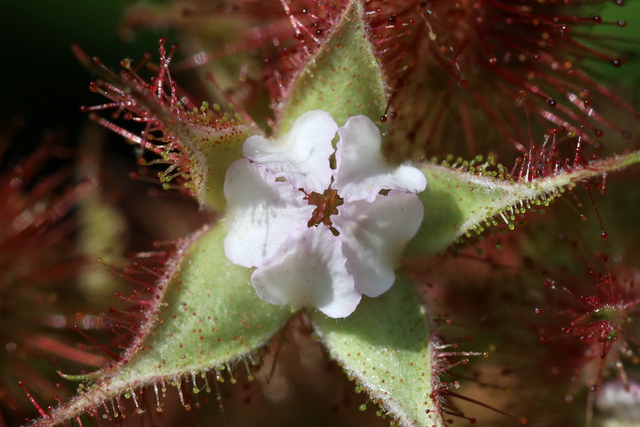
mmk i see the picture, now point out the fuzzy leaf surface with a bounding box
[33,224,290,427]
[74,45,254,211]
[278,0,387,131]
[407,150,640,255]
[313,274,441,427]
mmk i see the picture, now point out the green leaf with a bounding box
[182,123,253,210]
[36,223,291,426]
[312,274,442,427]
[407,150,640,255]
[278,0,387,132]
[73,45,255,211]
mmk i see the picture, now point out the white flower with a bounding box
[223,110,426,318]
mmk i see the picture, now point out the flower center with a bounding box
[306,188,343,231]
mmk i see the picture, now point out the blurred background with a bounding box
[0,0,167,159]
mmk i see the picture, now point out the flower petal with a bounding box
[334,115,427,202]
[333,191,424,297]
[223,159,315,268]
[251,226,361,318]
[243,110,337,194]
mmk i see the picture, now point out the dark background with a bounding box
[0,0,169,161]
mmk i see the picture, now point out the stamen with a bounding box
[305,188,343,229]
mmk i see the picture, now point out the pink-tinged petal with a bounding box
[251,226,361,318]
[333,191,424,297]
[243,110,337,194]
[334,116,426,202]
[223,159,315,268]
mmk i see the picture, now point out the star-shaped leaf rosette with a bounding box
[33,1,640,426]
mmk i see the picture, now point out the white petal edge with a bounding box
[333,191,424,297]
[333,115,427,203]
[251,226,361,318]
[223,159,315,268]
[243,110,337,194]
